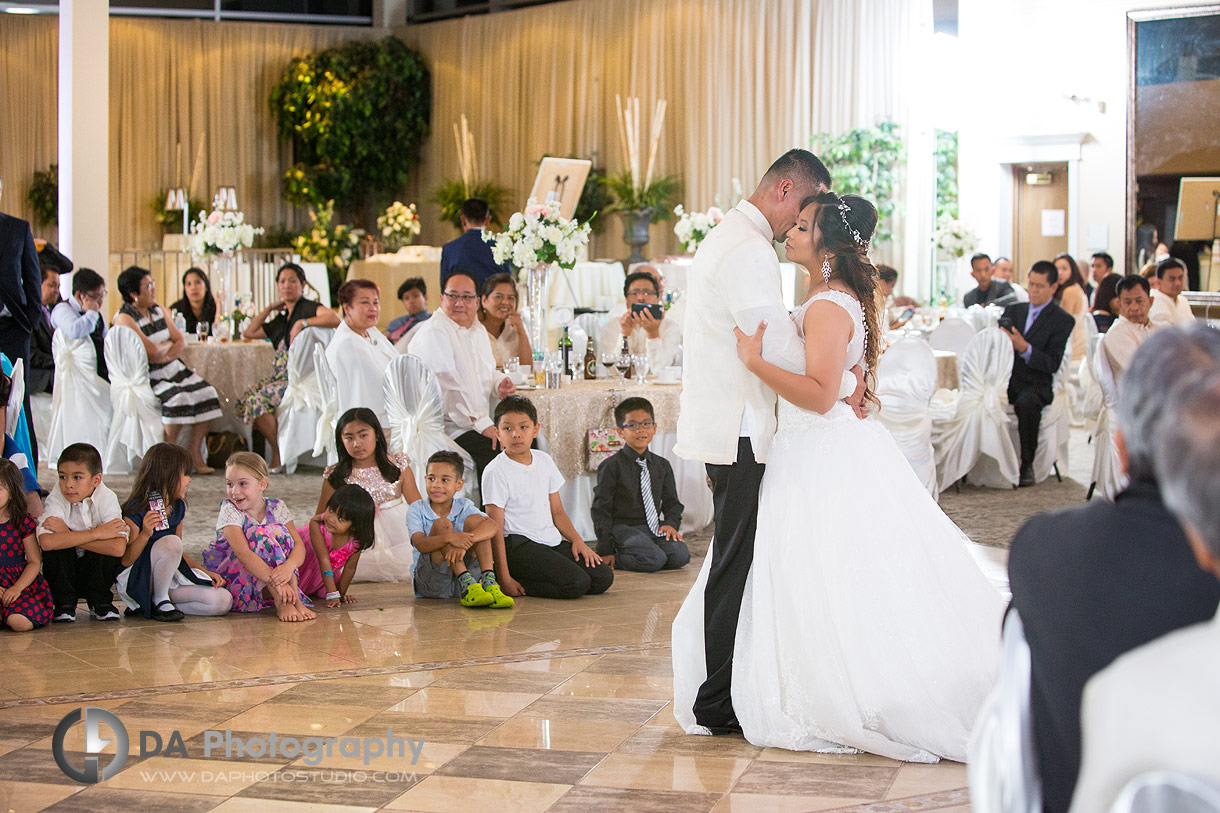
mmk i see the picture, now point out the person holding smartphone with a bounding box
[599,270,682,376]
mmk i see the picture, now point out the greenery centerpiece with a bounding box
[376,201,421,252]
[810,120,903,246]
[291,201,365,294]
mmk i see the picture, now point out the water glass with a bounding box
[630,354,649,385]
[197,321,211,342]
[504,356,519,375]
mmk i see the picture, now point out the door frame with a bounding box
[990,133,1088,269]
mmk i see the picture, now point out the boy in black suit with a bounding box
[1000,260,1076,487]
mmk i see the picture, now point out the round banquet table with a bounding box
[182,339,277,429]
[521,378,712,540]
[933,350,960,391]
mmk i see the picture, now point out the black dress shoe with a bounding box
[151,600,185,622]
[1019,464,1035,488]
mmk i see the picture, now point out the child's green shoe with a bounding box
[460,582,494,607]
[485,583,515,609]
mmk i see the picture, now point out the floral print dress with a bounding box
[203,498,311,612]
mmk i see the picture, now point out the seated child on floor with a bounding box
[0,459,52,631]
[299,484,376,607]
[38,443,129,622]
[119,443,232,622]
[482,395,613,600]
[203,452,314,622]
[591,397,689,572]
[407,451,513,608]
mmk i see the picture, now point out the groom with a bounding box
[675,149,863,734]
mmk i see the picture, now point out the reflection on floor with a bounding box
[0,560,994,812]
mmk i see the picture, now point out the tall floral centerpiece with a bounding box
[932,214,979,304]
[484,198,591,352]
[376,201,422,252]
[189,193,264,317]
[292,200,365,293]
[672,204,724,254]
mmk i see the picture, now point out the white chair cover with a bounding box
[929,317,978,355]
[1090,346,1127,501]
[30,392,51,467]
[1111,772,1220,813]
[1078,325,1103,425]
[968,609,1041,813]
[6,357,24,438]
[311,343,340,465]
[932,327,1020,490]
[381,354,477,499]
[966,304,998,332]
[1016,345,1072,484]
[277,327,333,474]
[48,330,112,461]
[575,312,605,347]
[103,325,162,475]
[877,339,939,499]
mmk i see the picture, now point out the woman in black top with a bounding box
[169,267,218,334]
[234,263,340,468]
[1091,273,1122,333]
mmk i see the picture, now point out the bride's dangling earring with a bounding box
[821,255,832,284]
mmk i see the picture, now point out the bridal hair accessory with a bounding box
[838,200,868,249]
[821,255,832,283]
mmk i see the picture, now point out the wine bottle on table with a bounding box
[560,326,573,377]
[584,339,596,380]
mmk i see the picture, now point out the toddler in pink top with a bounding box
[298,484,376,607]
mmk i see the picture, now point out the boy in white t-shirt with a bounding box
[482,395,613,600]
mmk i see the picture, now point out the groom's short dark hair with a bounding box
[762,149,832,193]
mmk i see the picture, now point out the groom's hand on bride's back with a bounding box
[845,365,867,419]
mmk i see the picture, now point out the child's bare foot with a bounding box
[277,599,316,622]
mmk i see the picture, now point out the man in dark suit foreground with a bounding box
[440,197,510,291]
[1007,325,1220,813]
[1000,260,1076,487]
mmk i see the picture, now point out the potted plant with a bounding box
[603,170,682,263]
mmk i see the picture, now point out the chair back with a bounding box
[311,344,340,464]
[382,355,477,496]
[1094,340,1119,409]
[285,328,331,404]
[878,339,938,401]
[929,317,977,355]
[103,326,162,474]
[960,327,1015,395]
[1111,772,1220,813]
[877,339,939,497]
[276,327,332,473]
[48,330,111,460]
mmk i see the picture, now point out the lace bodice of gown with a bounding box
[779,290,867,430]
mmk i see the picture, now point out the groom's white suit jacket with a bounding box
[676,200,853,465]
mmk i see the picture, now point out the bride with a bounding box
[672,193,1005,763]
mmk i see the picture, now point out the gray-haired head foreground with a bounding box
[1155,374,1220,558]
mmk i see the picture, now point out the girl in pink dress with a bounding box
[298,484,376,606]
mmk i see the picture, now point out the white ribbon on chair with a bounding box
[1076,317,1102,424]
[382,355,476,498]
[48,330,112,461]
[932,327,1020,490]
[277,327,332,474]
[1028,345,1073,483]
[311,344,340,465]
[103,325,162,475]
[877,339,940,499]
[1090,346,1127,501]
[6,357,25,439]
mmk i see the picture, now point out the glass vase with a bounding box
[526,261,552,353]
[210,252,238,316]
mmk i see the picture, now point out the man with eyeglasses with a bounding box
[50,268,110,381]
[598,269,682,375]
[409,270,515,502]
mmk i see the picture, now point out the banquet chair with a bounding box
[1078,327,1104,428]
[966,304,998,332]
[1087,345,1127,501]
[2,356,35,463]
[276,327,333,474]
[1007,346,1072,485]
[876,338,939,499]
[576,312,605,349]
[928,317,977,356]
[311,344,340,466]
[1110,772,1220,813]
[47,330,112,462]
[103,325,163,475]
[381,354,477,501]
[931,327,1020,491]
[968,609,1041,813]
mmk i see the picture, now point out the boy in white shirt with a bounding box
[37,443,129,622]
[482,396,613,600]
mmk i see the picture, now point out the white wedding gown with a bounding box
[672,290,1006,763]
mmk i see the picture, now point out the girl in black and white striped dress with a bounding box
[113,266,223,474]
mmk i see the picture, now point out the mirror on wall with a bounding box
[1128,5,1220,290]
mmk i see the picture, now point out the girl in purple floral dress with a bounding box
[203,452,314,622]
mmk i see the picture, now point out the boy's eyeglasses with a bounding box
[620,420,655,431]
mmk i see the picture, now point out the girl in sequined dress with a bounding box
[316,408,422,583]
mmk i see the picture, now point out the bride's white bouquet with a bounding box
[484,197,591,270]
[673,204,724,254]
[932,215,979,258]
[189,201,263,258]
[376,201,422,251]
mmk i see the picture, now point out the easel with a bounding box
[1174,177,1220,291]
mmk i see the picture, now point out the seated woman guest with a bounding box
[236,263,340,469]
[478,273,532,367]
[326,279,397,428]
[169,267,217,335]
[112,266,223,474]
[1090,273,1122,333]
[1054,252,1090,362]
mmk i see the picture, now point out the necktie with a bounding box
[637,457,660,535]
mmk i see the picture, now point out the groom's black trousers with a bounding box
[695,436,765,729]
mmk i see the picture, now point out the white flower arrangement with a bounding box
[376,201,422,252]
[483,197,591,270]
[292,201,365,274]
[932,214,979,258]
[673,204,725,254]
[188,206,263,258]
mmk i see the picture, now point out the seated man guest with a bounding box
[1007,326,1220,813]
[1149,258,1196,328]
[598,271,682,374]
[1100,275,1155,380]
[440,198,510,291]
[1087,252,1114,308]
[409,270,516,497]
[50,268,109,382]
[963,252,1018,308]
[990,256,1029,303]
[387,277,430,343]
[1000,260,1075,487]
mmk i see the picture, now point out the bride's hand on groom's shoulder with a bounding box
[734,321,766,369]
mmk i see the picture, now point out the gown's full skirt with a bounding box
[673,400,1006,762]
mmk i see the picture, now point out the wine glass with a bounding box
[631,354,650,385]
[614,352,632,384]
[197,321,211,343]
[601,351,618,379]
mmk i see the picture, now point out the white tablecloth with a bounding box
[544,261,625,310]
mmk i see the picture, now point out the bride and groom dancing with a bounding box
[672,149,1006,763]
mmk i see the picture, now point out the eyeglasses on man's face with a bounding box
[620,420,655,431]
[443,291,478,303]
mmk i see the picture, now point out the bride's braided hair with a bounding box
[804,192,882,407]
